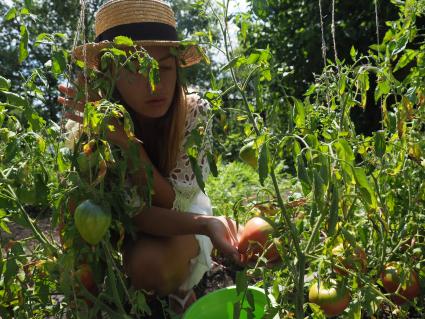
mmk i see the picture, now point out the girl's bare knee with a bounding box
[123,243,164,291]
[122,234,198,296]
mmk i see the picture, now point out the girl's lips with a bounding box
[146,98,166,104]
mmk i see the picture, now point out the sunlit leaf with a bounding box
[113,35,133,46]
[19,24,29,64]
[374,130,386,157]
[353,167,377,210]
[5,8,17,21]
[293,98,305,128]
[0,75,11,91]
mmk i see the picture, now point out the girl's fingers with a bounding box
[64,112,83,124]
[57,96,84,112]
[226,218,239,246]
[58,84,76,96]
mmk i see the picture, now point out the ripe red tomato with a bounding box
[238,217,280,263]
[380,262,420,305]
[308,281,351,317]
[332,243,367,275]
[75,263,97,305]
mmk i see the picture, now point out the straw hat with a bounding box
[72,0,205,69]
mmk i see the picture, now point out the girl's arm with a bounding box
[133,205,241,263]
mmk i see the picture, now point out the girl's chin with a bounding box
[135,106,170,119]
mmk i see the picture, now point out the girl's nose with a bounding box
[147,78,162,95]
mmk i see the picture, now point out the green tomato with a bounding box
[239,141,258,169]
[74,199,111,245]
[309,280,351,317]
[76,150,100,176]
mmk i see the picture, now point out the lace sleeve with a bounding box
[63,119,83,150]
[168,94,212,212]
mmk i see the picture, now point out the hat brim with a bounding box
[72,40,205,70]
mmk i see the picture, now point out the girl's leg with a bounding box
[122,233,199,296]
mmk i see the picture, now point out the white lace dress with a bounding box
[167,94,213,290]
[64,94,214,291]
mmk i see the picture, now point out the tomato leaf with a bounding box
[57,147,71,173]
[0,209,11,233]
[2,91,28,108]
[296,155,312,195]
[373,130,386,157]
[233,301,241,319]
[52,50,67,78]
[246,289,255,308]
[353,167,377,210]
[188,151,205,193]
[113,35,133,47]
[363,285,381,315]
[334,139,355,184]
[235,271,248,296]
[0,75,11,91]
[207,152,218,177]
[5,7,17,21]
[292,97,305,128]
[258,142,269,186]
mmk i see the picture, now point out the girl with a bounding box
[57,0,241,314]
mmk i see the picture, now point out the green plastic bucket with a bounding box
[183,285,278,319]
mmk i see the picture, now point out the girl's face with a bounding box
[115,46,177,120]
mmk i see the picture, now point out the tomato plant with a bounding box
[1,0,424,318]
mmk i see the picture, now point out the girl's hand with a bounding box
[206,216,243,265]
[57,83,85,123]
[57,83,128,147]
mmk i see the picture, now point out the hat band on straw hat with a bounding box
[95,22,178,43]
